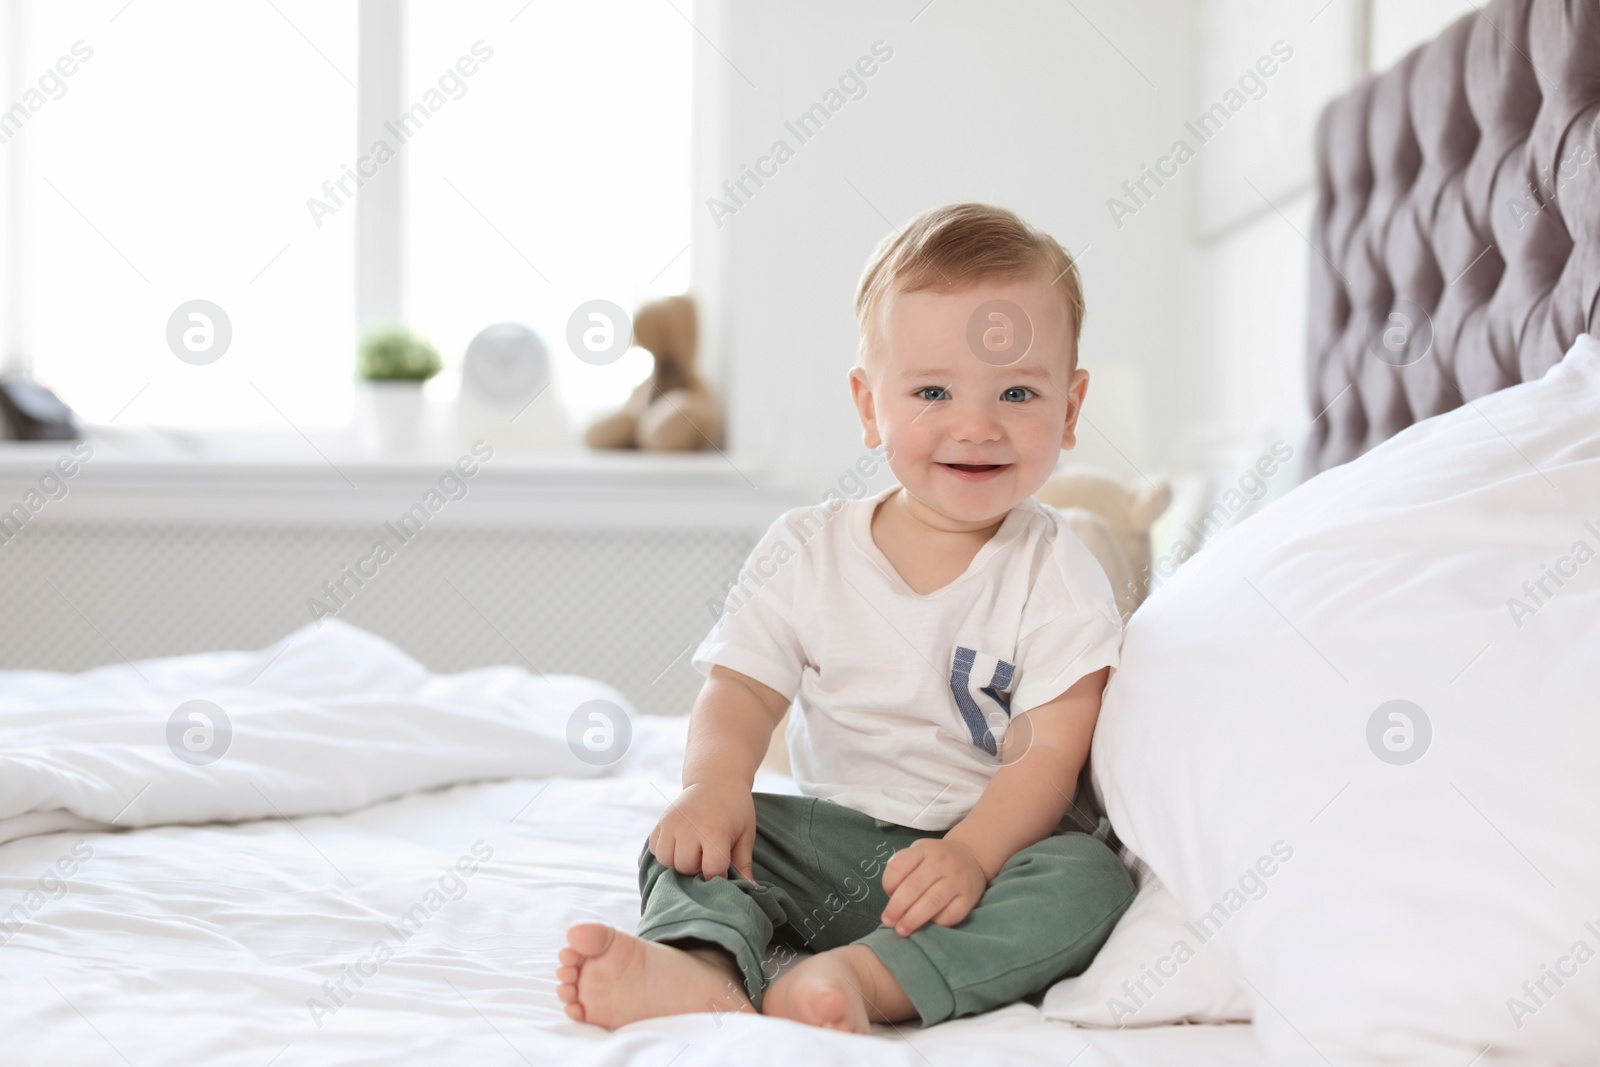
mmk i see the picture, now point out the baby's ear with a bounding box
[1126,482,1172,531]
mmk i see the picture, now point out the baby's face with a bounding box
[849,272,1088,526]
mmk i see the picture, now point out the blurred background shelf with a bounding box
[0,430,792,529]
[0,432,798,712]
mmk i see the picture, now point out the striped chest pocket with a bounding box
[948,645,1016,757]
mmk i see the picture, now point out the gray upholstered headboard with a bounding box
[1306,0,1600,473]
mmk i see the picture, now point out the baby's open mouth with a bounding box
[942,463,1007,473]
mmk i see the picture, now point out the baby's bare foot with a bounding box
[760,946,879,1034]
[555,923,755,1028]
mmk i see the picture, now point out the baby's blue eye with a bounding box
[916,385,1034,403]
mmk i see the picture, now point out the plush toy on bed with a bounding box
[582,294,725,452]
[1035,468,1172,621]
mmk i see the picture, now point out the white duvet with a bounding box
[0,620,632,846]
[0,620,1268,1066]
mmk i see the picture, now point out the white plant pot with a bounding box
[357,380,426,459]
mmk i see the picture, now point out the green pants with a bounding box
[635,792,1135,1027]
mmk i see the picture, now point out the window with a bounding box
[404,0,692,431]
[21,0,358,429]
[7,0,691,437]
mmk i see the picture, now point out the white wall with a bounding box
[690,0,1479,510]
[1370,0,1480,71]
[691,0,1201,503]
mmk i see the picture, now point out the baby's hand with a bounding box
[649,782,757,882]
[879,838,988,937]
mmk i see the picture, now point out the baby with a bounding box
[557,202,1135,1034]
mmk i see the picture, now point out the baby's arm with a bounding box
[879,666,1110,936]
[649,664,790,883]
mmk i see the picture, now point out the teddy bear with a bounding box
[1034,468,1172,621]
[583,294,725,452]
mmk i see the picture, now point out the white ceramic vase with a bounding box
[356,380,425,459]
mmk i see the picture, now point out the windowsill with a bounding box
[0,428,796,530]
[0,425,757,475]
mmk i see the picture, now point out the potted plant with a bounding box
[355,327,442,457]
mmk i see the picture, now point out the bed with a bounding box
[1305,0,1600,469]
[0,621,1270,1066]
[6,0,1598,1062]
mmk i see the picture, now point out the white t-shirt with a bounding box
[691,482,1124,831]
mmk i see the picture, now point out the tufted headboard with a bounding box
[1306,0,1600,473]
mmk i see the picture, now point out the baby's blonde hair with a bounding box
[853,202,1085,373]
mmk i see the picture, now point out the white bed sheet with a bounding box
[0,633,1270,1066]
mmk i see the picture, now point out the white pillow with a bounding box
[1042,863,1252,1026]
[1092,335,1600,1064]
